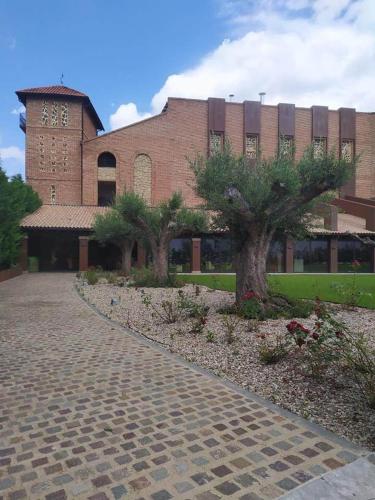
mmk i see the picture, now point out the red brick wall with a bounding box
[25,96,84,205]
[24,94,375,208]
[355,113,375,199]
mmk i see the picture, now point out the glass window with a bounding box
[294,239,328,273]
[98,152,116,168]
[267,240,285,272]
[209,132,223,155]
[202,236,235,273]
[338,238,372,272]
[169,239,191,273]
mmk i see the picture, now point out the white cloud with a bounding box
[0,146,24,177]
[11,105,25,115]
[0,146,24,162]
[109,102,152,130]
[110,0,375,129]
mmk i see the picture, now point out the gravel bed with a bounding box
[78,279,375,450]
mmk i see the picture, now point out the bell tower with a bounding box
[16,85,104,205]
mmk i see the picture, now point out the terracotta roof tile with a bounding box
[15,85,104,131]
[16,85,87,98]
[21,205,109,230]
[21,205,375,235]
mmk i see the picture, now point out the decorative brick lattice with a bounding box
[62,136,69,172]
[61,102,68,127]
[341,139,354,162]
[279,136,294,158]
[313,137,327,159]
[39,135,45,171]
[51,102,58,127]
[50,184,56,204]
[209,132,222,155]
[41,101,48,126]
[245,135,258,159]
[134,154,152,204]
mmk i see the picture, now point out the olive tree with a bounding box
[116,191,207,283]
[191,145,355,303]
[93,210,139,275]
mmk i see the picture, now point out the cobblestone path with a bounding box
[0,274,365,499]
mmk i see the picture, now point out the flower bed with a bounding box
[77,278,375,450]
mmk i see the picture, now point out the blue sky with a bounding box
[0,0,226,176]
[1,0,375,177]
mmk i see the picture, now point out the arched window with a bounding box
[134,154,152,204]
[98,152,116,168]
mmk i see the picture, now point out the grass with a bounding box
[180,273,375,309]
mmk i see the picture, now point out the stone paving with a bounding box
[0,274,368,499]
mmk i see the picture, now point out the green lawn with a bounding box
[180,273,375,309]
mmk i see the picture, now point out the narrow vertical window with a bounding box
[51,102,58,127]
[279,136,294,158]
[50,185,56,204]
[61,103,68,127]
[245,134,258,159]
[209,132,223,155]
[341,139,354,162]
[41,101,48,126]
[313,137,327,159]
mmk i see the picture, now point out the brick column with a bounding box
[19,235,28,271]
[79,236,89,272]
[285,237,294,273]
[136,242,147,268]
[191,238,201,273]
[329,238,338,273]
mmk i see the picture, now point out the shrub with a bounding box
[343,332,375,409]
[286,298,347,377]
[130,267,182,288]
[206,330,215,343]
[84,269,98,285]
[140,290,182,324]
[190,315,208,335]
[258,333,289,364]
[221,314,241,344]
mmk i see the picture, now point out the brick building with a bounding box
[16,85,375,273]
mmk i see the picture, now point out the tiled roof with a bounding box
[311,213,374,235]
[21,205,109,230]
[15,85,104,131]
[21,205,375,235]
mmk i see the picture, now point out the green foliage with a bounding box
[130,266,182,288]
[191,144,355,241]
[93,209,139,247]
[343,332,375,409]
[206,330,215,343]
[258,334,290,365]
[116,191,207,242]
[0,167,41,269]
[330,263,373,308]
[221,314,241,344]
[84,269,99,285]
[140,288,208,326]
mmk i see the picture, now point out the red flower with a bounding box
[335,331,345,339]
[242,291,257,301]
[312,332,320,340]
[286,320,300,332]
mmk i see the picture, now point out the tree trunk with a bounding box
[235,232,272,303]
[121,240,134,276]
[151,241,169,283]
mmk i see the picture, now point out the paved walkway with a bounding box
[0,274,368,499]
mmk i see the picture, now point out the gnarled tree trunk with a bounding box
[235,231,273,303]
[151,239,170,283]
[120,240,134,275]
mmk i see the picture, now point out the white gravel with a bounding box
[78,279,375,450]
